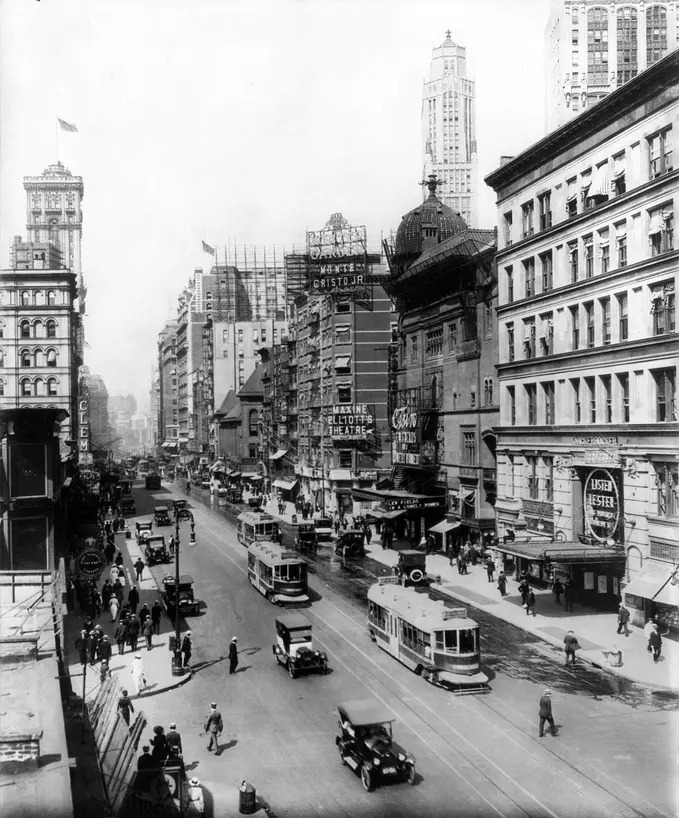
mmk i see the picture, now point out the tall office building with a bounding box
[421,30,478,227]
[545,0,678,132]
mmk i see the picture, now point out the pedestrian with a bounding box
[114,619,126,654]
[115,551,124,568]
[131,654,146,696]
[99,658,111,684]
[497,571,507,597]
[101,579,113,611]
[91,587,102,618]
[564,579,575,612]
[139,603,151,627]
[204,703,223,754]
[90,625,103,665]
[538,689,557,737]
[128,585,140,615]
[134,558,145,583]
[644,616,657,652]
[113,579,124,605]
[563,629,579,665]
[166,722,183,757]
[518,579,530,606]
[486,558,496,583]
[127,614,141,651]
[151,600,162,635]
[552,578,564,605]
[181,631,192,668]
[229,636,239,674]
[136,745,155,789]
[168,535,175,557]
[365,525,372,545]
[104,541,116,565]
[99,633,113,663]
[151,725,169,764]
[186,777,205,815]
[143,617,154,650]
[525,589,536,617]
[118,688,135,726]
[617,603,631,637]
[75,629,89,666]
[649,624,662,662]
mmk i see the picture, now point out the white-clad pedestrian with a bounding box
[109,565,119,583]
[109,595,119,621]
[131,653,146,696]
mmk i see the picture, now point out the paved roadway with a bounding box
[132,484,678,818]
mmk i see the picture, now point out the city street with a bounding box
[131,484,677,818]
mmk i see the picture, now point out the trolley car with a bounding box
[247,540,309,605]
[367,577,488,694]
[237,511,280,547]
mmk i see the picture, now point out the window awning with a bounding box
[270,448,288,461]
[178,437,189,444]
[462,490,476,504]
[162,441,179,449]
[241,472,263,480]
[649,212,664,235]
[429,520,461,534]
[273,479,297,491]
[497,540,625,564]
[365,505,408,521]
[590,163,609,196]
[334,354,351,369]
[624,563,678,604]
[211,461,225,472]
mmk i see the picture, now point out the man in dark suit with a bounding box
[538,689,556,737]
[166,722,183,757]
[204,703,223,754]
[229,637,239,674]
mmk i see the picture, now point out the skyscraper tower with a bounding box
[545,0,678,132]
[421,30,478,227]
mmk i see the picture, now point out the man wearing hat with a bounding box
[229,636,239,675]
[538,689,557,737]
[98,633,113,664]
[204,703,223,754]
[166,722,183,757]
[181,631,192,668]
[136,745,155,792]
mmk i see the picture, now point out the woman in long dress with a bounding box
[130,654,146,696]
[109,595,119,621]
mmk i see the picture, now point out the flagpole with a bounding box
[55,115,59,162]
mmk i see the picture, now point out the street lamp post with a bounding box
[170,504,196,676]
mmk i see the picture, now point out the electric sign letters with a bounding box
[583,468,621,542]
[391,406,420,466]
[307,213,367,295]
[330,404,374,440]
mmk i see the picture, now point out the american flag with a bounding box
[202,241,215,255]
[58,118,78,132]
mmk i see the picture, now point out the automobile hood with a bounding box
[290,642,313,659]
[364,738,396,759]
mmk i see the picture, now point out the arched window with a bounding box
[46,349,57,367]
[46,320,57,338]
[20,378,32,396]
[248,409,259,437]
[21,290,31,305]
[47,377,58,396]
[20,320,31,338]
[430,375,438,408]
[21,350,32,367]
[0,349,4,367]
[34,290,45,306]
[47,290,56,306]
[34,320,44,338]
[484,378,494,406]
[33,377,44,396]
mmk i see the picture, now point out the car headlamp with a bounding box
[398,753,405,762]
[373,758,381,766]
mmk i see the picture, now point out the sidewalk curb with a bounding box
[137,667,193,698]
[425,573,679,694]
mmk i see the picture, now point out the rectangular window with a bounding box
[470,390,476,409]
[526,384,537,426]
[651,282,675,336]
[612,151,626,195]
[539,313,553,355]
[523,319,536,359]
[585,376,596,422]
[526,455,539,499]
[410,334,418,363]
[655,462,678,517]
[602,374,612,422]
[506,266,514,303]
[570,305,580,350]
[566,178,578,217]
[335,324,351,345]
[648,128,673,178]
[504,212,513,245]
[598,229,610,274]
[462,430,477,465]
[617,373,630,422]
[484,302,493,338]
[584,236,594,278]
[507,323,515,362]
[600,297,611,345]
[507,454,515,494]
[544,457,554,501]
[538,192,552,230]
[568,241,579,282]
[523,258,535,298]
[649,207,674,256]
[337,384,352,404]
[615,222,627,267]
[521,201,534,237]
[543,381,555,424]
[572,378,582,423]
[617,292,628,340]
[654,368,677,421]
[261,328,267,343]
[540,251,553,291]
[425,328,444,358]
[508,386,516,426]
[448,322,457,352]
[339,449,352,469]
[585,301,595,348]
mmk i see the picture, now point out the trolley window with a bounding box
[399,620,430,653]
[247,552,256,570]
[368,601,387,631]
[261,521,279,537]
[434,630,458,652]
[261,564,272,585]
[459,628,476,654]
[274,563,302,581]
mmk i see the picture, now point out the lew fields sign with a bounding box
[330,404,375,440]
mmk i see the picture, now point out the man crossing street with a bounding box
[204,703,223,755]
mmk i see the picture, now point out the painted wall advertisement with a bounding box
[583,468,623,543]
[330,404,375,440]
[391,406,421,466]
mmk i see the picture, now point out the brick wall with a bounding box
[0,732,42,771]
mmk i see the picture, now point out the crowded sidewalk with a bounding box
[261,495,678,693]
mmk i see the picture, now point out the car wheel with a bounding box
[337,740,346,765]
[360,765,374,792]
[288,662,296,679]
[409,569,424,584]
[405,762,416,785]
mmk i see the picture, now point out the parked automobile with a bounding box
[295,521,318,551]
[172,499,189,516]
[145,473,162,490]
[247,495,263,510]
[153,505,172,527]
[120,479,132,495]
[227,486,243,503]
[272,613,327,678]
[135,520,154,543]
[162,574,201,616]
[314,517,334,542]
[121,497,136,516]
[393,550,427,585]
[336,699,416,792]
[144,535,170,565]
[334,529,366,559]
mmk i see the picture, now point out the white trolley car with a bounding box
[247,540,309,605]
[237,511,280,547]
[367,577,489,694]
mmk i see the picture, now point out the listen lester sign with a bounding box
[583,468,621,542]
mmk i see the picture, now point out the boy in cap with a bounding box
[538,689,556,737]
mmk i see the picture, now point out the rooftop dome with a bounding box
[394,175,467,258]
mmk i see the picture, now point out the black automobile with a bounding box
[153,505,172,526]
[336,699,416,792]
[145,473,162,490]
[227,487,243,503]
[393,550,427,585]
[295,521,318,551]
[121,497,136,516]
[162,574,200,616]
[334,529,366,559]
[144,535,170,565]
[272,613,327,678]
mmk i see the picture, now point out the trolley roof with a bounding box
[368,579,477,631]
[337,699,394,726]
[237,511,276,524]
[248,540,303,564]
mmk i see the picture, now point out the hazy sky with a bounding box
[0,0,548,410]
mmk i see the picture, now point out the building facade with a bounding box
[422,31,478,227]
[486,52,678,622]
[545,0,679,132]
[157,320,179,455]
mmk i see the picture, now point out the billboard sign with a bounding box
[307,213,373,297]
[583,468,622,543]
[330,404,375,440]
[391,405,421,466]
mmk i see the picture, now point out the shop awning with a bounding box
[273,479,297,491]
[428,520,461,534]
[270,449,288,461]
[624,563,678,604]
[211,461,225,472]
[242,472,263,480]
[162,441,178,450]
[497,540,625,564]
[226,469,241,478]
